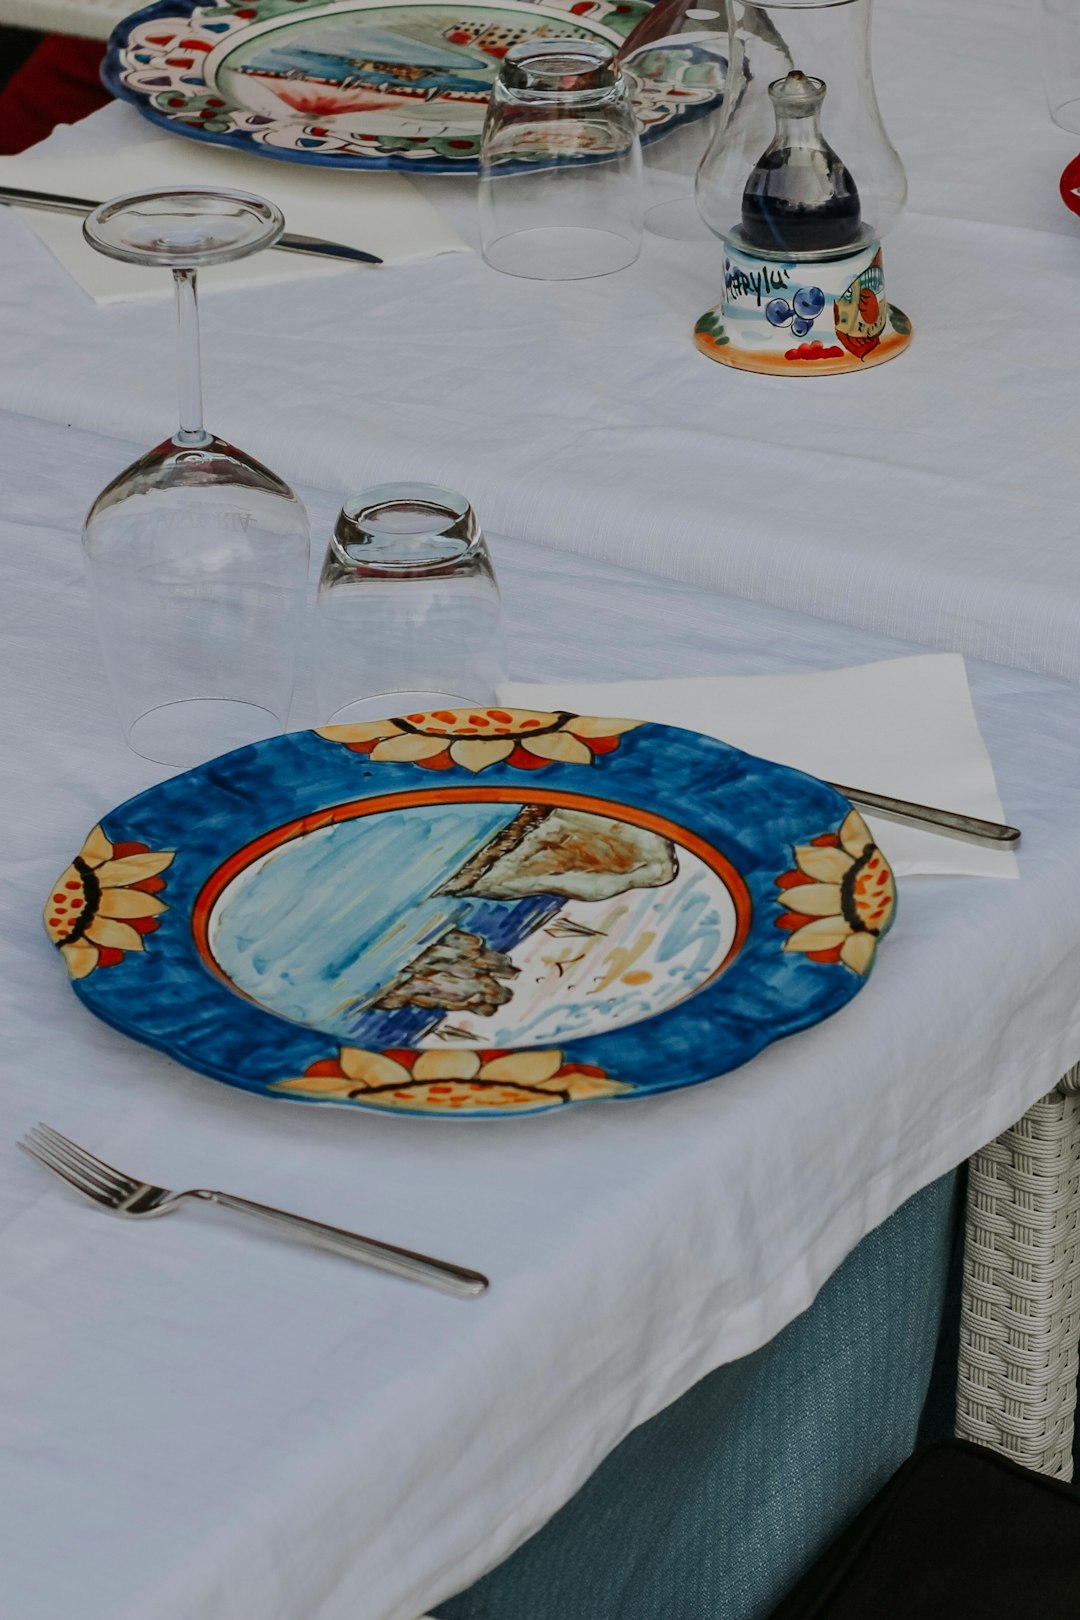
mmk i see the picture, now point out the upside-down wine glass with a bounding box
[82,187,310,767]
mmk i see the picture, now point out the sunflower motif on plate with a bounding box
[318,706,641,771]
[775,810,895,975]
[275,1045,630,1111]
[44,826,174,979]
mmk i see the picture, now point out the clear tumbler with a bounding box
[314,484,504,725]
[479,39,643,280]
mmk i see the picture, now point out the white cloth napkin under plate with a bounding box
[0,133,468,301]
[501,654,1018,879]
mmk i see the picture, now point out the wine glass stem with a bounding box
[173,267,211,449]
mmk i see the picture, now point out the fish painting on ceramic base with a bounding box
[695,238,912,376]
[44,708,895,1117]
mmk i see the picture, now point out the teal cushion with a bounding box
[440,1172,959,1620]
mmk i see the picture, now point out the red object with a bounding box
[1060,151,1080,216]
[0,35,111,155]
[858,288,881,323]
[784,340,846,363]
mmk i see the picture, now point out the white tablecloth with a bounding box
[0,0,129,40]
[5,0,1080,1611]
[3,410,1080,1620]
[1,0,1079,680]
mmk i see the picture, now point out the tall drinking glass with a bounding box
[82,188,310,767]
[627,12,729,240]
[314,483,504,725]
[479,40,643,280]
[1041,0,1080,133]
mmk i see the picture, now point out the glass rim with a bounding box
[330,482,484,576]
[735,0,860,9]
[498,38,621,98]
[723,221,880,261]
[480,224,642,280]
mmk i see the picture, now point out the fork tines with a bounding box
[19,1122,131,1207]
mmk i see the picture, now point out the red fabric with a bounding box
[0,36,111,155]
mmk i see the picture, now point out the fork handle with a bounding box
[198,1191,488,1297]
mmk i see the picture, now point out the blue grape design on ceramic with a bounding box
[765,285,826,337]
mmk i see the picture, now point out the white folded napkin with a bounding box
[501,654,1018,880]
[0,133,468,302]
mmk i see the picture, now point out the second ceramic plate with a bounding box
[103,0,726,172]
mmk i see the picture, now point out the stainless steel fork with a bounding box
[19,1123,488,1298]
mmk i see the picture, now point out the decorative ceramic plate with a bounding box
[102,0,725,172]
[45,708,895,1118]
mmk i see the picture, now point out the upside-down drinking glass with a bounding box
[314,483,504,726]
[479,39,643,280]
[81,187,310,767]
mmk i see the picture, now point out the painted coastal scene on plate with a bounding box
[213,6,630,131]
[206,793,745,1052]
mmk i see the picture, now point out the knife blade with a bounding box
[0,185,382,265]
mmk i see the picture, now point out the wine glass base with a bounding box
[321,691,482,727]
[1051,95,1080,135]
[644,194,713,241]
[83,188,284,268]
[126,699,282,767]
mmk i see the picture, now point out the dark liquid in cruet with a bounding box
[741,147,862,255]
